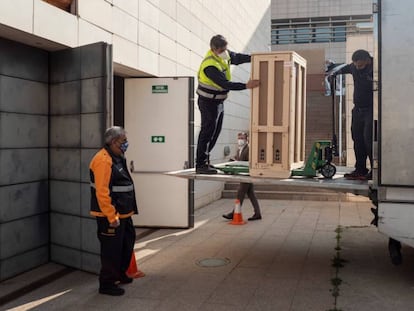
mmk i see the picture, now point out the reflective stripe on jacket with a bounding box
[197,50,231,96]
[89,147,138,223]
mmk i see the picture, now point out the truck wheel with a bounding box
[321,163,336,178]
[388,238,402,265]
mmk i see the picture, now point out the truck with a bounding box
[370,0,414,264]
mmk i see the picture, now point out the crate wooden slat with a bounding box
[250,51,307,178]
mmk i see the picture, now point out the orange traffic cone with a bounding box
[126,251,145,278]
[229,199,247,225]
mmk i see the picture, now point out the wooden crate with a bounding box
[249,51,307,178]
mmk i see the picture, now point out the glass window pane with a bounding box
[314,26,330,42]
[295,28,309,43]
[333,26,346,42]
[277,29,293,44]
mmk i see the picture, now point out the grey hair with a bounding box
[104,126,126,145]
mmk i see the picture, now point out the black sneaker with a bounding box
[118,275,133,284]
[99,284,125,296]
[196,164,217,174]
[365,171,372,180]
[248,214,262,221]
[222,212,234,220]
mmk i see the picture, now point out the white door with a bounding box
[124,77,194,228]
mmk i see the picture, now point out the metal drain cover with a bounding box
[196,258,231,267]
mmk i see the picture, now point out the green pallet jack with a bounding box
[291,140,336,178]
[215,161,249,175]
[292,76,340,179]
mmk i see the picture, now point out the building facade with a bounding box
[0,0,270,280]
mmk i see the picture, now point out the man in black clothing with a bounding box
[90,126,138,296]
[195,35,260,174]
[333,49,373,180]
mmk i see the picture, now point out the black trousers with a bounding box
[96,217,136,287]
[351,107,373,173]
[237,183,261,216]
[196,97,224,167]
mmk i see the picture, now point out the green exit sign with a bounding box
[151,136,165,143]
[152,85,168,93]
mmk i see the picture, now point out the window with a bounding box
[271,15,372,45]
[313,24,331,43]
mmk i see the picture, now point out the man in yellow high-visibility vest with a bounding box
[195,34,259,174]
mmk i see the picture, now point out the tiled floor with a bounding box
[1,198,413,311]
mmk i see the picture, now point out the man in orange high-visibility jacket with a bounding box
[90,126,138,296]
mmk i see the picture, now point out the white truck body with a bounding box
[373,0,414,247]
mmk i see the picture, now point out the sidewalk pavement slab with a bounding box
[1,198,413,311]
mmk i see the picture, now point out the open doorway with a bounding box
[113,75,124,127]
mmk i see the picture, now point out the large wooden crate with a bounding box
[249,51,307,178]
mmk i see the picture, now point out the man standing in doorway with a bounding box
[332,49,373,180]
[90,126,138,296]
[195,34,260,174]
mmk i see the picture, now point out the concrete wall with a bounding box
[271,0,372,19]
[0,0,270,77]
[0,39,110,280]
[48,42,111,274]
[0,38,49,280]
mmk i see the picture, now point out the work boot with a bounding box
[118,275,133,284]
[344,170,367,180]
[196,164,217,174]
[222,212,234,220]
[248,214,262,221]
[99,284,125,296]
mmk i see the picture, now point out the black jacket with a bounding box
[335,59,373,108]
[90,146,138,222]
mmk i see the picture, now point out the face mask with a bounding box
[217,50,230,61]
[238,139,246,147]
[120,141,129,153]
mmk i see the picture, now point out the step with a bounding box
[224,182,339,193]
[222,183,368,202]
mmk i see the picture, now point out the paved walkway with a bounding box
[1,197,413,311]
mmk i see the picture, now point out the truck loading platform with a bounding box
[167,162,370,197]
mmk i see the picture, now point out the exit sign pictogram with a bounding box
[151,136,165,143]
